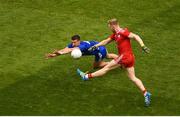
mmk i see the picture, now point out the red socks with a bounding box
[143,89,147,96]
[87,73,93,79]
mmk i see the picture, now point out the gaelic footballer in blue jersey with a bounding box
[46,35,118,68]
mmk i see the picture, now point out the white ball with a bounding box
[71,49,82,59]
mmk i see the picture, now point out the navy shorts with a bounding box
[94,46,107,62]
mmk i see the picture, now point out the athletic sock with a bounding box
[143,89,147,96]
[85,73,93,79]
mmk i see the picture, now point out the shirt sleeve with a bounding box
[121,28,130,38]
[78,44,86,51]
[67,43,73,48]
[109,33,115,40]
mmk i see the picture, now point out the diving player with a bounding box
[45,35,118,68]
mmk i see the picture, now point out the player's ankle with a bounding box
[85,73,93,79]
[143,89,147,96]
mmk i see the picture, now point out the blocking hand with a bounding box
[88,45,97,52]
[142,46,150,54]
[45,53,57,59]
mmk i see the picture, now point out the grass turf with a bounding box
[0,0,180,115]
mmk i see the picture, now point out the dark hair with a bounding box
[71,35,80,40]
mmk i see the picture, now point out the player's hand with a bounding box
[88,45,97,52]
[142,46,150,54]
[45,53,57,59]
[53,49,60,54]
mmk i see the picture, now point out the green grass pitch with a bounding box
[0,0,180,115]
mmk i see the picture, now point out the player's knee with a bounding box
[112,54,118,59]
[93,65,98,69]
[106,54,111,59]
[107,53,118,59]
[128,74,136,82]
[131,78,137,83]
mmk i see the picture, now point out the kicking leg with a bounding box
[93,61,109,69]
[106,53,118,59]
[91,59,120,77]
[77,59,120,80]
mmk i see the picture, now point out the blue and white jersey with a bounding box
[67,40,107,62]
[67,41,100,55]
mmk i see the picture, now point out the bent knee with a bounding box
[128,75,137,81]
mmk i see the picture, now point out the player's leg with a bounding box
[126,67,151,106]
[91,59,120,77]
[106,53,118,59]
[86,61,108,74]
[78,54,122,79]
[93,61,109,69]
[77,59,120,80]
[93,48,109,68]
[126,67,146,92]
[105,47,118,59]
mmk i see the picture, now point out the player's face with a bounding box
[72,39,80,47]
[108,24,115,32]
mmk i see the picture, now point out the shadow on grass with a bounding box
[0,59,179,116]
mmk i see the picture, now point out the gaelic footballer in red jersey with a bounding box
[77,18,151,107]
[109,28,135,68]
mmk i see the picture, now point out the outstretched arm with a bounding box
[45,47,77,59]
[128,33,150,53]
[54,47,74,55]
[95,37,113,47]
[88,38,113,51]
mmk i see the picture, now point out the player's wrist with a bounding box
[141,45,145,48]
[55,52,61,55]
[54,51,62,55]
[94,45,98,49]
[141,45,150,53]
[88,45,98,52]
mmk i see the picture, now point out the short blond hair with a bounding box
[108,18,119,25]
